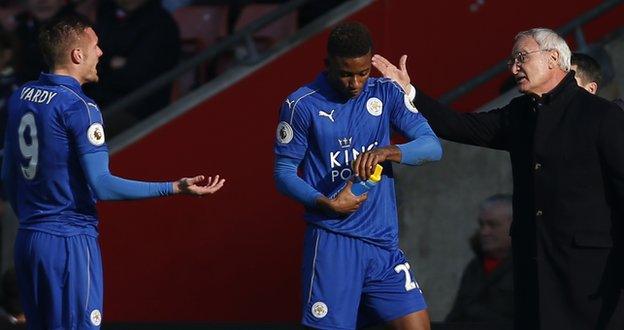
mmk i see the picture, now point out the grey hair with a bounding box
[478,194,512,219]
[514,28,571,71]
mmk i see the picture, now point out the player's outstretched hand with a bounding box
[174,175,225,196]
[372,54,411,94]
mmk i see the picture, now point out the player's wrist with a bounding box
[173,179,186,194]
[381,145,401,163]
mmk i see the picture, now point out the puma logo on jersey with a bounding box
[285,98,294,109]
[319,110,335,122]
[20,87,57,104]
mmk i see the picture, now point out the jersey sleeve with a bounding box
[274,96,312,160]
[80,151,173,200]
[64,99,108,155]
[386,80,430,136]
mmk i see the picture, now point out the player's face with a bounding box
[509,37,555,96]
[326,52,372,99]
[81,27,103,84]
[478,204,511,259]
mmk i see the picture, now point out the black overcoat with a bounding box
[414,73,624,329]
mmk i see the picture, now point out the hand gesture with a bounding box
[317,181,368,216]
[353,146,398,181]
[372,54,411,94]
[174,175,225,196]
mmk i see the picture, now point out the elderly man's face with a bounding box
[478,203,512,259]
[509,37,555,96]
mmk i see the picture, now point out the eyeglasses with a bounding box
[507,49,547,67]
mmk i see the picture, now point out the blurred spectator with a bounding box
[13,0,75,83]
[446,194,514,324]
[0,30,17,112]
[86,0,180,125]
[72,0,99,22]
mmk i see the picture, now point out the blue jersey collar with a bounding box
[39,73,83,93]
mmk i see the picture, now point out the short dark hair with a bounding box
[39,14,92,68]
[327,21,373,58]
[571,52,602,87]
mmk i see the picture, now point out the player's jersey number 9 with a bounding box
[18,112,39,180]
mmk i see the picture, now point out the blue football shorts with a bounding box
[14,230,104,329]
[301,226,427,329]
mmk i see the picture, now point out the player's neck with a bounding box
[51,67,85,85]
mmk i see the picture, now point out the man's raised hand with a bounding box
[372,54,411,94]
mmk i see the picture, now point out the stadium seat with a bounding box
[171,5,229,99]
[234,4,298,51]
[173,5,229,55]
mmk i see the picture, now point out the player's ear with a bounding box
[70,48,83,64]
[587,82,598,95]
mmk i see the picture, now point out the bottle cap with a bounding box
[369,164,383,183]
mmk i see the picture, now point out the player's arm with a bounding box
[65,99,224,200]
[274,156,366,215]
[274,96,365,215]
[80,151,224,200]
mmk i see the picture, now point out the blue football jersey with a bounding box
[2,73,107,237]
[275,73,428,249]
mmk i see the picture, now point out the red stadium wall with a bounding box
[98,0,624,323]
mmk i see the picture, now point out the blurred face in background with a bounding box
[27,0,65,21]
[478,202,512,259]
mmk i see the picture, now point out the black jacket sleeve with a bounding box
[413,87,512,151]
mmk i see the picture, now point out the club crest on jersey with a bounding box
[338,137,352,149]
[87,123,105,146]
[276,121,293,144]
[90,309,102,326]
[404,94,418,113]
[311,302,328,318]
[366,97,383,116]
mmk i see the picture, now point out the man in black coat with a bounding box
[374,28,624,329]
